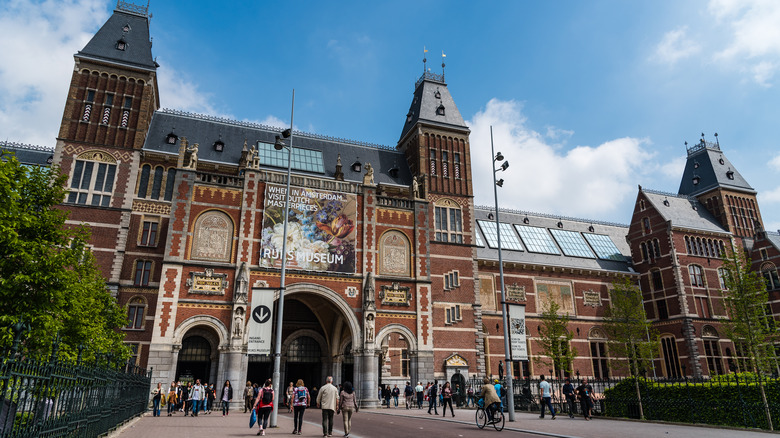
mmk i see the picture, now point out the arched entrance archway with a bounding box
[285,335,323,389]
[341,342,354,385]
[177,335,213,383]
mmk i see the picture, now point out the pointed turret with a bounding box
[678,135,763,238]
[399,72,469,143]
[77,2,157,71]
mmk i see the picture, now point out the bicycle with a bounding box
[475,399,505,431]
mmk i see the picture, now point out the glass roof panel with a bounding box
[583,233,625,261]
[549,229,595,258]
[257,141,324,173]
[477,220,524,251]
[514,225,560,255]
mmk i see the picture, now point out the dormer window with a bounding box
[213,140,225,152]
[693,160,699,169]
[406,111,413,123]
[123,24,131,33]
[692,175,700,185]
[726,170,734,180]
[434,89,441,99]
[436,104,445,116]
[116,38,127,51]
[166,132,178,145]
[718,157,725,165]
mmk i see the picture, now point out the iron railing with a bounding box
[463,374,779,430]
[0,332,151,437]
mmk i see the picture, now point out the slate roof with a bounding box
[642,189,729,234]
[0,141,54,166]
[143,109,413,186]
[76,8,156,71]
[399,72,468,143]
[473,206,634,274]
[678,140,754,196]
[766,231,780,252]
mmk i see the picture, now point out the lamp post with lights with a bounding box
[490,125,516,421]
[269,90,294,428]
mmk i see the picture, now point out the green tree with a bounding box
[0,151,128,362]
[602,277,659,419]
[721,248,778,430]
[535,299,576,378]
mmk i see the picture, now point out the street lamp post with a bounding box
[490,125,516,422]
[270,89,295,428]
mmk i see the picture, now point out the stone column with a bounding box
[219,347,246,410]
[357,349,379,408]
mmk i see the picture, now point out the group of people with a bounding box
[249,376,359,437]
[150,380,234,418]
[539,375,595,420]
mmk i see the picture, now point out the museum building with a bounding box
[6,1,780,405]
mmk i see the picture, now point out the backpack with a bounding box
[500,386,507,398]
[296,387,307,403]
[261,388,274,405]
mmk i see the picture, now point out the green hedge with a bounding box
[602,375,780,429]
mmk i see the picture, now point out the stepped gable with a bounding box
[642,189,728,234]
[76,3,156,71]
[399,72,468,143]
[678,139,754,196]
[144,109,413,186]
[473,206,633,273]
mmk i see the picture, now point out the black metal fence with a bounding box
[0,336,151,437]
[464,374,779,430]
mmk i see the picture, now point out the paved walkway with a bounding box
[113,406,773,438]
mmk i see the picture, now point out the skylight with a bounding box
[256,141,324,173]
[549,229,595,258]
[514,225,560,255]
[583,233,624,261]
[477,220,524,251]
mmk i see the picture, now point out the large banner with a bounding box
[260,184,357,273]
[247,288,275,355]
[508,304,528,361]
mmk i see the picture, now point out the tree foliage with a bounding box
[0,151,128,362]
[603,278,659,377]
[535,299,576,378]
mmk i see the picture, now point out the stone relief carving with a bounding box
[363,272,376,311]
[380,231,410,276]
[186,268,229,295]
[507,284,526,301]
[191,211,233,261]
[379,282,412,307]
[583,290,602,307]
[234,262,249,304]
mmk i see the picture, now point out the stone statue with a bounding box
[365,313,375,343]
[184,143,199,170]
[249,144,260,169]
[363,163,375,185]
[412,176,419,198]
[233,308,244,337]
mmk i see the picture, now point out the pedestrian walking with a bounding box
[191,379,205,416]
[441,382,454,417]
[317,376,339,437]
[427,380,438,415]
[244,381,254,413]
[206,383,215,413]
[563,377,576,418]
[167,382,178,416]
[415,382,424,409]
[382,385,392,408]
[291,379,310,435]
[576,377,594,420]
[252,379,274,436]
[221,380,233,416]
[337,381,359,437]
[392,384,400,407]
[286,382,295,413]
[404,382,414,409]
[538,375,556,420]
[151,382,163,417]
[182,382,192,416]
[467,385,475,407]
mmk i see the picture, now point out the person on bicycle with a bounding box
[480,378,501,422]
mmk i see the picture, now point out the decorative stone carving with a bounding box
[507,284,526,301]
[445,353,468,367]
[588,327,607,340]
[234,262,249,304]
[76,150,117,164]
[191,211,233,261]
[379,231,410,276]
[702,325,719,338]
[233,307,245,338]
[412,176,420,199]
[379,282,412,307]
[183,142,199,170]
[365,313,375,343]
[345,286,358,298]
[186,268,229,295]
[363,162,375,185]
[363,272,376,311]
[583,290,602,307]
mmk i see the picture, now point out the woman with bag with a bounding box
[337,381,359,437]
[252,379,274,436]
[441,381,454,417]
[151,382,163,417]
[291,379,310,435]
[167,382,178,416]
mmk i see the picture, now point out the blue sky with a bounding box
[1,0,779,230]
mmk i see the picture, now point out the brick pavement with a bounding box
[112,405,774,438]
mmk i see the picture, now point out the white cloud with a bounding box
[770,154,780,171]
[0,0,107,147]
[653,27,701,64]
[761,186,780,204]
[659,156,686,180]
[468,99,652,220]
[157,69,225,117]
[709,0,780,85]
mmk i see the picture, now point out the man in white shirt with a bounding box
[191,379,204,416]
[316,376,339,437]
[538,375,556,420]
[415,382,424,409]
